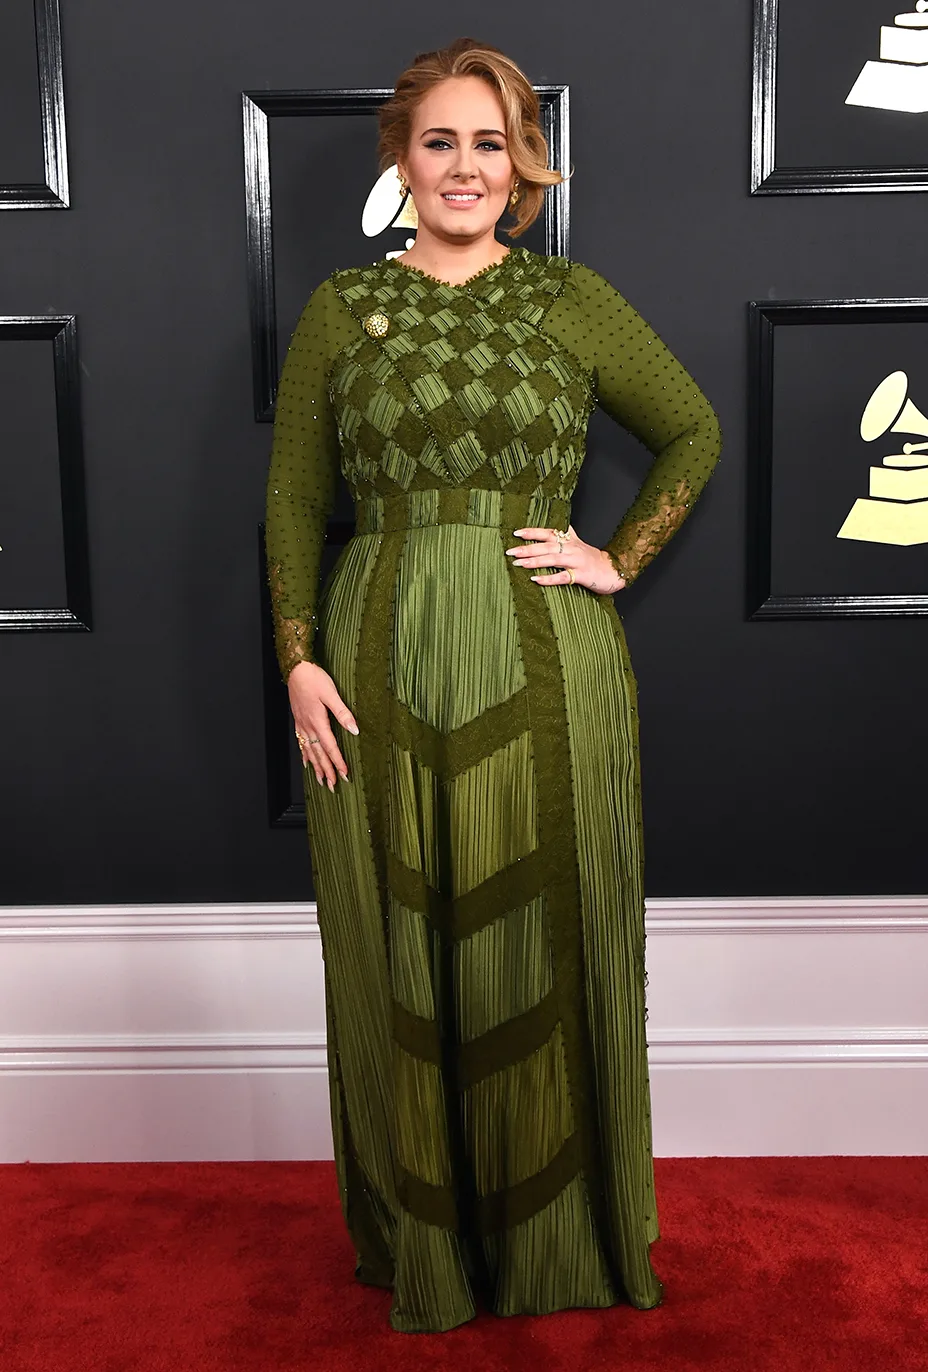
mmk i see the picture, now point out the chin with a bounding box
[440,210,497,229]
[431,220,489,238]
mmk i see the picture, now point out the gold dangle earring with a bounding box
[398,171,409,197]
[509,179,520,208]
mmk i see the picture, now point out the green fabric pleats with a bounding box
[306,497,663,1332]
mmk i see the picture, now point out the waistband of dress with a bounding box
[354,490,571,535]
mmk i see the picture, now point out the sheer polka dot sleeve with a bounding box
[563,261,723,587]
[264,280,341,681]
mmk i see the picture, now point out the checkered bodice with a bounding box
[326,246,596,503]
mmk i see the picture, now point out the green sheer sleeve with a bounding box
[544,261,723,586]
[264,279,342,682]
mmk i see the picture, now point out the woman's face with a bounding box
[398,75,514,245]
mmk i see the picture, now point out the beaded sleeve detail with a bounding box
[602,475,695,587]
[545,262,722,587]
[266,558,317,681]
[264,281,341,682]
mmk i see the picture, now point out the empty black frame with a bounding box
[0,316,91,631]
[242,85,571,424]
[747,296,928,619]
[1,0,70,210]
[751,0,928,195]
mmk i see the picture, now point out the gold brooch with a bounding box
[363,310,390,339]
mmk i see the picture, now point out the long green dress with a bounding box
[264,243,722,1333]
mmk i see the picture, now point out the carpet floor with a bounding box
[0,1156,924,1371]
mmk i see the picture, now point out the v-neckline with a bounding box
[386,245,520,291]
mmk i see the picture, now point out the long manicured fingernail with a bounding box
[347,723,360,735]
[316,773,323,785]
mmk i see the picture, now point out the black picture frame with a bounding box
[1,0,70,210]
[747,296,928,619]
[242,84,571,423]
[0,316,91,631]
[751,0,928,195]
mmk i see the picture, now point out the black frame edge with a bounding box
[747,296,928,619]
[0,0,70,210]
[0,315,91,631]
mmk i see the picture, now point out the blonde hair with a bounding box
[377,37,569,238]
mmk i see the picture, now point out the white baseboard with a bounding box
[0,898,925,1162]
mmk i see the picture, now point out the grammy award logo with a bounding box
[837,370,928,545]
[360,164,418,257]
[846,2,928,112]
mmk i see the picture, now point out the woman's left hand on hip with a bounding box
[506,524,625,594]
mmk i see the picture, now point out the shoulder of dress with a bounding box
[504,247,574,311]
[327,257,394,290]
[287,275,359,360]
[559,257,628,302]
[559,257,602,286]
[521,247,570,270]
[518,251,615,303]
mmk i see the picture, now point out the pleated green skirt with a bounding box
[305,489,663,1333]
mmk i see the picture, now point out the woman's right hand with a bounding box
[287,661,360,791]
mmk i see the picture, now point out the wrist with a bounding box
[285,658,319,686]
[599,548,627,593]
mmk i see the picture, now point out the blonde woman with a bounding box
[265,36,722,1334]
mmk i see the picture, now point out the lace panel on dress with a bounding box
[603,474,696,586]
[268,557,316,680]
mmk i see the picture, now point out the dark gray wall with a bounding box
[1,1,925,902]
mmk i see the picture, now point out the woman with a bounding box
[265,37,722,1334]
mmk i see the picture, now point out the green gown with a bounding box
[264,243,722,1333]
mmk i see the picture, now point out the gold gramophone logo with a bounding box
[837,370,928,545]
[846,3,928,112]
[360,164,419,257]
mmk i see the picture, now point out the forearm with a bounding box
[263,282,340,681]
[265,487,331,680]
[603,410,722,586]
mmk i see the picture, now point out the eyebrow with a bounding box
[420,127,507,138]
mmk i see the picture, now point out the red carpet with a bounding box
[0,1157,924,1371]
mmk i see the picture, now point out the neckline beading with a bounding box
[387,245,520,290]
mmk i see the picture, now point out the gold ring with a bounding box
[567,568,575,585]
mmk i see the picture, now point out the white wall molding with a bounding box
[3,894,926,942]
[645,895,928,934]
[648,1026,928,1064]
[0,904,320,942]
[1,1026,925,1074]
[0,1031,328,1074]
[0,896,925,1160]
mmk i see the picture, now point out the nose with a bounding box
[451,148,479,180]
